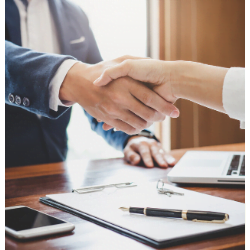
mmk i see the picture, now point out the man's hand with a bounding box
[124,136,176,168]
[60,57,179,135]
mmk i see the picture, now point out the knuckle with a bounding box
[143,112,152,121]
[118,55,130,62]
[156,153,163,159]
[138,120,148,130]
[123,59,132,66]
[144,110,157,121]
[112,93,122,103]
[141,152,150,159]
[129,154,136,162]
[163,103,173,114]
[139,144,149,153]
[128,127,139,135]
[141,93,152,105]
[154,111,165,122]
[151,110,158,121]
[102,68,110,77]
[149,140,157,147]
[103,103,116,115]
[123,146,129,153]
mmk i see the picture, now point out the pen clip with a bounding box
[192,219,227,223]
[192,214,229,223]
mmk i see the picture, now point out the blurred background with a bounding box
[67,0,148,160]
[67,0,245,161]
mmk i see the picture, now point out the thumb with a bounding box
[93,61,132,86]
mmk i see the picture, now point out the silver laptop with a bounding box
[168,151,245,185]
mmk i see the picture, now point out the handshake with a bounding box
[60,55,227,134]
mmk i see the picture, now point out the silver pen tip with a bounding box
[119,207,129,211]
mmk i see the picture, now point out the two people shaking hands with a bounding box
[6,0,244,169]
[60,56,245,133]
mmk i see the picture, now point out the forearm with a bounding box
[171,61,229,112]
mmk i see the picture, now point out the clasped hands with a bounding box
[60,55,178,168]
[60,56,179,134]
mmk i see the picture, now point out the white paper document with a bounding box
[47,182,245,242]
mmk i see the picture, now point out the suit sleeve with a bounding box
[84,112,131,151]
[5,40,75,119]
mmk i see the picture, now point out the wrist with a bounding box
[126,131,158,145]
[59,62,89,104]
[170,61,229,112]
[169,61,194,99]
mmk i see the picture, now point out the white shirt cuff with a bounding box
[222,67,245,127]
[49,59,78,112]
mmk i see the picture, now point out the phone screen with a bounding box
[5,207,66,231]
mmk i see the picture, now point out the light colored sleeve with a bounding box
[222,67,245,129]
[49,59,78,112]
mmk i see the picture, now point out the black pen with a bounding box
[119,207,229,223]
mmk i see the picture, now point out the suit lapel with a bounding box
[5,0,22,46]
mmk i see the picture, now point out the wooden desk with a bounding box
[5,143,245,250]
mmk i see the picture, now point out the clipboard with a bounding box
[39,182,245,249]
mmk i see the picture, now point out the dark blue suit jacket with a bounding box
[5,0,132,167]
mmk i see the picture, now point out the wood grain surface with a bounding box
[163,0,245,149]
[5,143,245,250]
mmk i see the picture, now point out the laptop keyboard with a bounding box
[227,155,245,176]
[239,155,245,176]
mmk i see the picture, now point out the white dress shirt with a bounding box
[13,0,77,112]
[223,67,245,129]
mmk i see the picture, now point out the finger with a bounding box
[97,119,102,122]
[126,95,166,122]
[102,123,120,132]
[103,118,141,135]
[93,61,132,86]
[163,153,176,166]
[93,58,154,86]
[116,109,152,131]
[95,56,150,86]
[124,147,141,165]
[136,143,154,168]
[150,145,168,168]
[102,123,113,130]
[130,82,179,118]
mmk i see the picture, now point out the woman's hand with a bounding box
[123,136,176,168]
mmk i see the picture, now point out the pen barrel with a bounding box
[129,207,144,214]
[144,208,182,218]
[186,210,227,221]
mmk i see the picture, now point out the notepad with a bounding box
[43,182,245,247]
